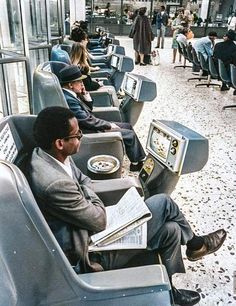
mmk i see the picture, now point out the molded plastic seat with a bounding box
[195,53,220,88]
[32,64,125,177]
[218,59,231,85]
[0,160,172,306]
[208,56,220,80]
[174,41,192,69]
[221,64,236,110]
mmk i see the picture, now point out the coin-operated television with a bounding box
[146,120,209,175]
[122,73,157,102]
[110,55,133,72]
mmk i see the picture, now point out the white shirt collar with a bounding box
[43,150,73,179]
[63,88,77,98]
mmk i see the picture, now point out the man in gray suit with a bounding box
[28,106,226,306]
[59,65,146,172]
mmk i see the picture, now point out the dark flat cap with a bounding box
[59,65,87,84]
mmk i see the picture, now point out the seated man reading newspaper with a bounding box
[27,106,226,306]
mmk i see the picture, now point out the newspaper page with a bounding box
[89,222,147,252]
[89,187,152,249]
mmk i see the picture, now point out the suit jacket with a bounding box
[156,12,169,28]
[63,89,111,132]
[28,147,106,272]
[213,40,236,65]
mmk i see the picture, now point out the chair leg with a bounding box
[195,83,221,88]
[222,105,236,110]
[195,75,221,88]
[174,64,192,69]
[188,76,208,82]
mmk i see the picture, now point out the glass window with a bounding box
[49,0,61,36]
[0,60,30,116]
[0,0,24,54]
[23,0,48,45]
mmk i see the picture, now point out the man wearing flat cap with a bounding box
[59,65,146,172]
[213,30,236,92]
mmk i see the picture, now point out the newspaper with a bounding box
[88,187,152,252]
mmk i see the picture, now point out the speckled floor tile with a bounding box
[118,36,236,305]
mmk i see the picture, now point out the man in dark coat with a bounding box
[213,30,236,91]
[28,106,226,306]
[132,7,154,65]
[155,5,169,49]
[59,65,146,172]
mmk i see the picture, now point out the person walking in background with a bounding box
[131,7,154,66]
[171,9,184,63]
[227,12,236,31]
[155,5,169,49]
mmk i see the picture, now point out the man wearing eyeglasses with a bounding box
[27,106,226,306]
[59,65,146,172]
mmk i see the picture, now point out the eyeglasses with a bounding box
[63,130,83,141]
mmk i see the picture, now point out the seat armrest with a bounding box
[93,106,122,122]
[90,91,113,107]
[92,177,143,206]
[81,131,123,143]
[80,264,171,291]
[72,132,125,177]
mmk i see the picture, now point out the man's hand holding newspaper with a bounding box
[89,187,152,252]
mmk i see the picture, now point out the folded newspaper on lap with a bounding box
[89,187,152,252]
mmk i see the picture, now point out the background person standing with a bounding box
[155,5,169,49]
[132,7,154,65]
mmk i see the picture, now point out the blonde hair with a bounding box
[70,42,90,73]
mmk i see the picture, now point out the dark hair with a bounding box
[70,28,88,42]
[34,107,75,150]
[208,31,217,37]
[181,28,189,35]
[139,7,147,16]
[161,6,165,10]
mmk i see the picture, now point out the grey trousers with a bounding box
[100,194,194,277]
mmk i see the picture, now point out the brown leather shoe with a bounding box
[186,229,226,261]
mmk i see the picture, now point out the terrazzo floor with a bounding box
[118,36,236,306]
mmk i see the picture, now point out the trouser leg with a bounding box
[100,194,194,277]
[156,29,161,47]
[161,25,166,48]
[114,122,146,162]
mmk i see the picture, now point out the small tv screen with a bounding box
[111,55,119,67]
[149,127,171,162]
[124,76,136,96]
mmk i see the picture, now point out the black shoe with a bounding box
[140,63,147,66]
[155,45,159,48]
[186,229,226,261]
[172,287,201,306]
[129,161,144,172]
[135,61,140,65]
[233,89,236,95]
[220,85,230,91]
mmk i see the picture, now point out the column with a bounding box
[200,0,210,21]
[70,0,86,25]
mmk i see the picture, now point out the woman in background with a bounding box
[132,7,154,65]
[171,9,184,64]
[70,42,120,106]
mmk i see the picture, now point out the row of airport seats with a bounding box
[0,142,171,305]
[51,44,132,107]
[35,33,156,178]
[0,29,211,305]
[0,31,171,305]
[176,41,236,110]
[49,33,134,176]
